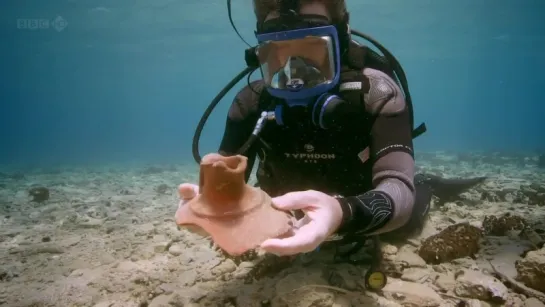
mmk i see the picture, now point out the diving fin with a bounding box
[416,174,487,202]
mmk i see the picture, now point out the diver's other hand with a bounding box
[260,190,343,256]
[177,183,199,209]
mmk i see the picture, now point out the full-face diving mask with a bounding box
[255,25,341,105]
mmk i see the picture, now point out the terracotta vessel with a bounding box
[175,153,293,255]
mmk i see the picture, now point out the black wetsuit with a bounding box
[218,67,445,240]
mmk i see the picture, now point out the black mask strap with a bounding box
[257,14,331,34]
[278,0,300,15]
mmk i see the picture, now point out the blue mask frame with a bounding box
[255,25,341,105]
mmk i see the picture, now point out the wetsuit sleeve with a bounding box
[336,68,416,236]
[218,81,264,182]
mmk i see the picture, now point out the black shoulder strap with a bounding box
[347,44,396,80]
[345,42,427,140]
[257,85,273,111]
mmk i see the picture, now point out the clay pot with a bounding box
[175,153,293,255]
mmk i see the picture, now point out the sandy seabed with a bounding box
[1,152,545,307]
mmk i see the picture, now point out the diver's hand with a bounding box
[260,190,343,256]
[177,183,199,209]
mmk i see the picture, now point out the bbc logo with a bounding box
[16,16,68,32]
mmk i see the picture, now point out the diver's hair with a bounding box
[252,0,348,25]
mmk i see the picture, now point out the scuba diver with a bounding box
[178,0,487,258]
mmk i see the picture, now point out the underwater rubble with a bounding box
[0,151,544,307]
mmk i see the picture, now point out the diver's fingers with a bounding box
[271,190,320,211]
[293,214,311,229]
[260,221,324,256]
[178,183,199,200]
[178,184,199,210]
